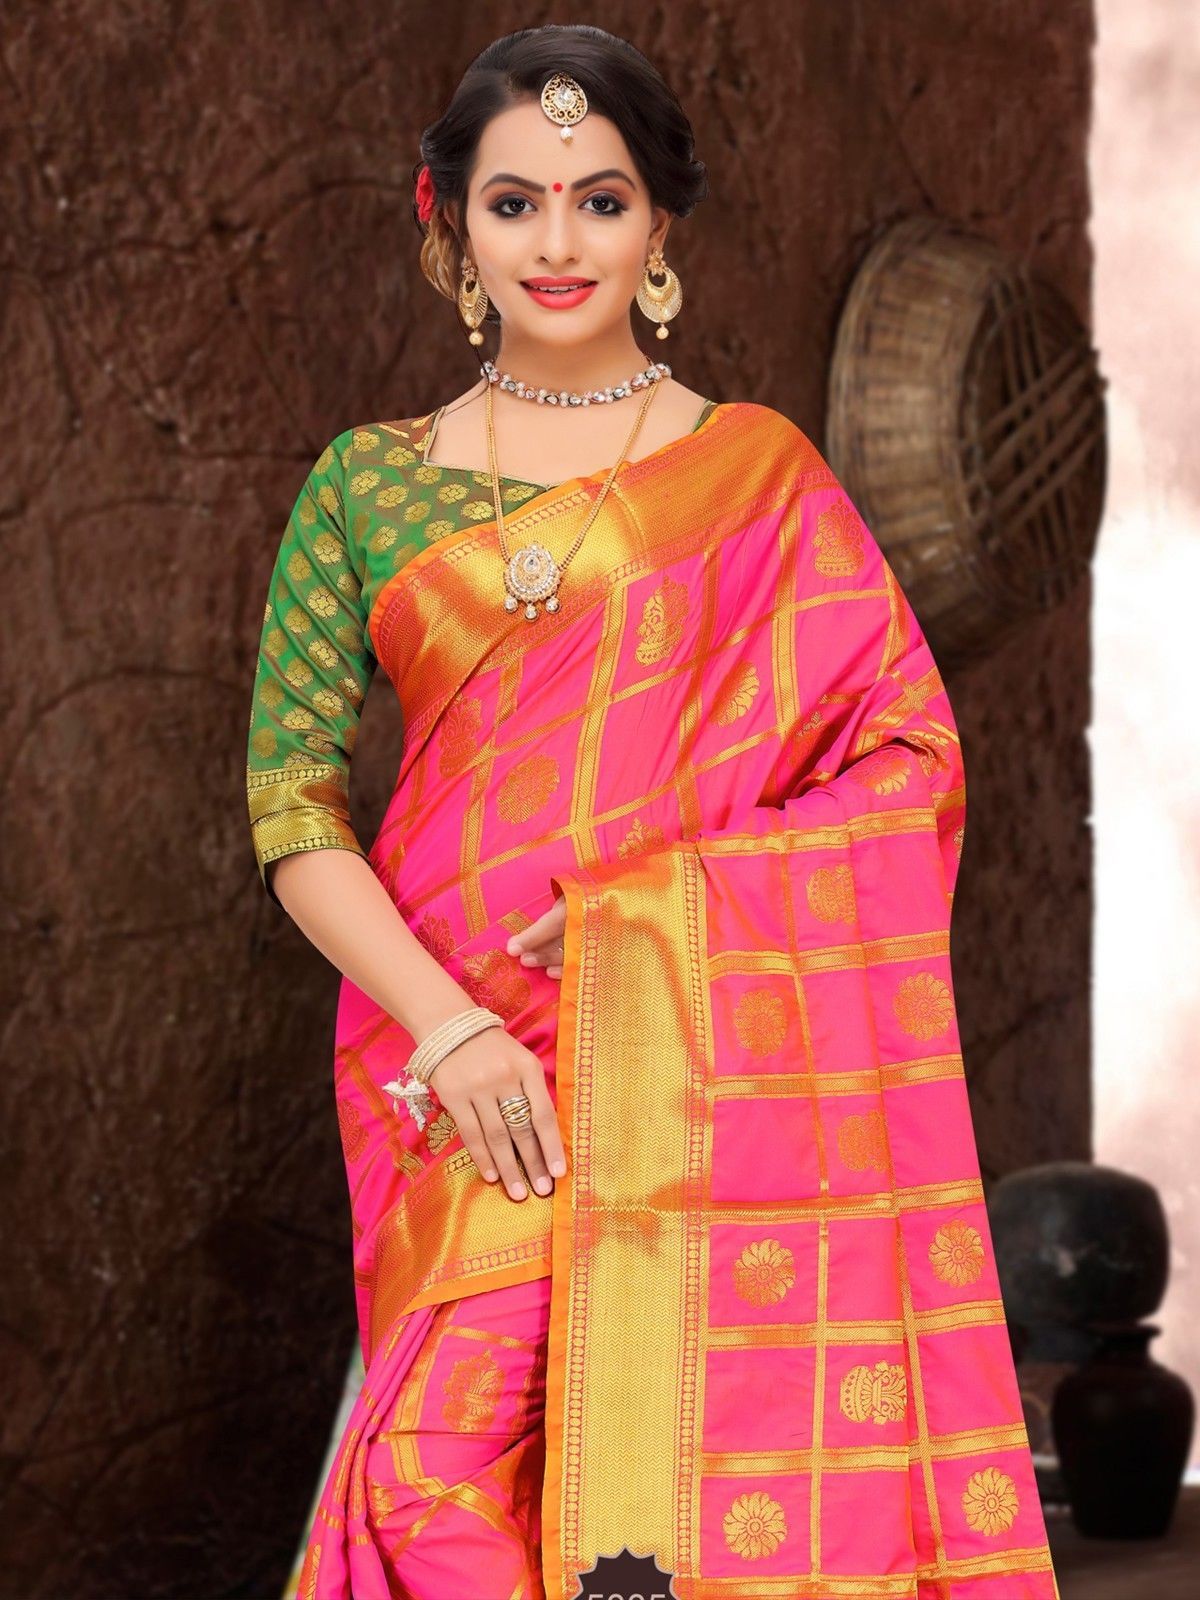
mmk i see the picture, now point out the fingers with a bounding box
[449,1100,501,1185]
[421,1026,568,1199]
[475,1095,537,1201]
[506,895,566,960]
[474,1072,566,1203]
[509,935,566,974]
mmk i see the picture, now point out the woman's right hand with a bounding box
[427,1026,567,1202]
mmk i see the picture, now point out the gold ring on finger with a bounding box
[498,1094,533,1128]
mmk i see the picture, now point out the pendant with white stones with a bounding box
[504,542,562,620]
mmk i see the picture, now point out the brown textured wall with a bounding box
[0,2,1095,1594]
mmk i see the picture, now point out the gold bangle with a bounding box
[407,1007,506,1085]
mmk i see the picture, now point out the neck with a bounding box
[490,325,658,394]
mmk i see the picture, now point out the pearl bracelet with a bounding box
[409,1006,506,1085]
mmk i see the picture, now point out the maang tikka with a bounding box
[540,72,589,141]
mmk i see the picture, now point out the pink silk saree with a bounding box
[297,401,1060,1599]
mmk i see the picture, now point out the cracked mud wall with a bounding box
[0,3,1095,1594]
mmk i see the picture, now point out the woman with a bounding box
[248,24,1061,1600]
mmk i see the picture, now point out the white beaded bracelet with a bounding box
[409,1007,506,1085]
[381,1007,506,1132]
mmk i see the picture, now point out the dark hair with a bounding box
[413,24,708,332]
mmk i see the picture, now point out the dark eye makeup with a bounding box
[490,192,626,219]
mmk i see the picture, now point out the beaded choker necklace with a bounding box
[480,357,671,409]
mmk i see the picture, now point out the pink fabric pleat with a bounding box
[298,1274,551,1600]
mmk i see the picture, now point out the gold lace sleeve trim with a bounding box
[247,763,365,901]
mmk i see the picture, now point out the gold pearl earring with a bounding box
[458,256,489,346]
[636,246,682,340]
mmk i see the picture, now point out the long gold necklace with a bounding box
[486,375,661,619]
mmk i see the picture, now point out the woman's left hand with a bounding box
[506,894,567,980]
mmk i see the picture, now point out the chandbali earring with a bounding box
[458,256,489,346]
[637,246,683,340]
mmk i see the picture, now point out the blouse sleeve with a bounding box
[245,429,377,904]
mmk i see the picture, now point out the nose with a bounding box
[536,195,583,269]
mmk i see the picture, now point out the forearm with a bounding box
[268,848,472,1038]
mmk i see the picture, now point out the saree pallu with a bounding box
[297,402,1060,1599]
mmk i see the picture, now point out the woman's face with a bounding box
[455,97,672,350]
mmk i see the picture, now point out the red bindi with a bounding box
[552,181,563,192]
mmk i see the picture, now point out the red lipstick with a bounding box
[521,275,597,309]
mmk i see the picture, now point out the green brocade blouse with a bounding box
[246,399,720,900]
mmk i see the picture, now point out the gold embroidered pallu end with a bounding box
[542,845,710,1600]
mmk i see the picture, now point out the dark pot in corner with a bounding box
[1051,1321,1194,1538]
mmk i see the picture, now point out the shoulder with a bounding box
[719,401,823,456]
[723,401,806,438]
[305,418,430,501]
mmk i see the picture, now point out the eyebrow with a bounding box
[481,168,635,194]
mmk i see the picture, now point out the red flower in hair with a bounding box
[415,164,436,224]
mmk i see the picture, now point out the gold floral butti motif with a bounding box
[812,496,867,576]
[723,1491,789,1559]
[894,970,956,1039]
[806,861,856,923]
[459,946,531,1021]
[712,661,760,725]
[424,1109,457,1154]
[733,989,789,1055]
[731,1238,796,1307]
[336,1099,369,1164]
[496,752,560,823]
[441,1349,504,1431]
[367,1480,402,1524]
[836,1108,890,1172]
[962,1467,1020,1535]
[438,695,483,776]
[616,816,666,857]
[413,911,456,964]
[929,1217,987,1286]
[634,573,690,663]
[853,746,912,795]
[839,1360,909,1424]
[787,705,826,765]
